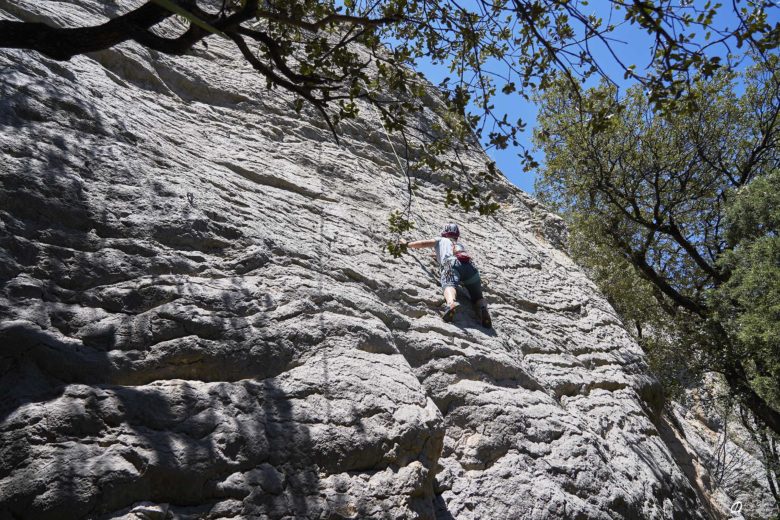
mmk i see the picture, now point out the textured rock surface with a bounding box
[0,1,721,518]
[662,380,778,520]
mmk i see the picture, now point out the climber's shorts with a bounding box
[440,259,484,303]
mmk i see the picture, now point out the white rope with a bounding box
[364,94,426,233]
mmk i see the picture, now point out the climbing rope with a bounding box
[363,94,426,236]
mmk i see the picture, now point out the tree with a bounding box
[2,1,779,239]
[533,60,780,440]
[720,172,780,508]
[715,170,780,413]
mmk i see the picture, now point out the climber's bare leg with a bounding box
[444,286,457,308]
[441,286,460,322]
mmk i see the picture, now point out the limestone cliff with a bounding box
[0,1,724,519]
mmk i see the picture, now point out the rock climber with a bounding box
[404,223,492,327]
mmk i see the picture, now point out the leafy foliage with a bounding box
[2,0,779,230]
[534,61,780,507]
[533,59,780,439]
[714,171,780,410]
[564,216,706,401]
[385,209,415,257]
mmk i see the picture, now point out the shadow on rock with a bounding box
[0,52,324,519]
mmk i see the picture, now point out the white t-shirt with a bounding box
[434,237,456,266]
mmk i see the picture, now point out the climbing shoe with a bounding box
[479,305,492,328]
[442,302,460,323]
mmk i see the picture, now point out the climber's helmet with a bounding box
[441,223,460,239]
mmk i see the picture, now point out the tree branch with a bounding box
[609,228,706,316]
[0,1,177,60]
[724,360,780,437]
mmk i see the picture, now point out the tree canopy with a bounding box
[533,59,780,499]
[2,1,779,189]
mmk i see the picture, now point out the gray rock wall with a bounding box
[1,1,711,518]
[663,378,778,520]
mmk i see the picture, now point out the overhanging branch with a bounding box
[0,1,177,60]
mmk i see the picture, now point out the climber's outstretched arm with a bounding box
[406,239,436,249]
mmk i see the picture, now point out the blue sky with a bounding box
[405,3,778,194]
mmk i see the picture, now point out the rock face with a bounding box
[0,2,720,519]
[663,379,778,520]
